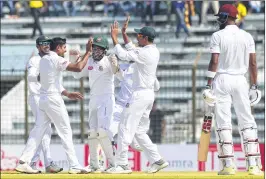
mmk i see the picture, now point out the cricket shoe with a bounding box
[46,161,63,173]
[218,166,236,175]
[104,165,132,174]
[16,162,41,174]
[30,162,42,173]
[84,165,102,173]
[68,167,90,174]
[248,166,263,175]
[147,159,169,173]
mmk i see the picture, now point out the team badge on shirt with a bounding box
[88,66,93,70]
[99,66,103,71]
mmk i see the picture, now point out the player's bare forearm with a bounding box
[61,90,83,100]
[207,53,219,85]
[66,51,90,72]
[112,36,119,46]
[122,32,130,45]
[122,16,130,44]
[111,21,120,46]
[249,53,257,85]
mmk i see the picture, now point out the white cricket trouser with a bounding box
[28,94,52,167]
[213,74,257,130]
[20,94,81,168]
[116,89,162,165]
[213,74,258,168]
[88,94,115,139]
[109,101,125,137]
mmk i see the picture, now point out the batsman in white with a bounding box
[202,4,263,176]
[24,36,63,173]
[72,35,117,173]
[106,17,169,174]
[16,37,92,174]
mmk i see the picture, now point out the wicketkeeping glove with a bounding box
[202,85,216,107]
[249,85,261,106]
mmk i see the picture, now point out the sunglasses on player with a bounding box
[38,41,50,46]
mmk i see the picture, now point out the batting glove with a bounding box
[202,85,216,107]
[249,84,262,106]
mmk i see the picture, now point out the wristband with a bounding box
[206,71,216,78]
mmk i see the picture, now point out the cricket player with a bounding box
[16,37,92,174]
[72,35,117,173]
[26,36,63,173]
[109,61,160,152]
[106,17,169,174]
[202,4,263,175]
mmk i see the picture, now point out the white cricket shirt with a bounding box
[26,55,41,95]
[39,51,69,95]
[115,63,160,105]
[72,56,114,96]
[210,25,256,75]
[113,42,160,90]
[115,63,134,104]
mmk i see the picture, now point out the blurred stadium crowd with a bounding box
[1,1,265,29]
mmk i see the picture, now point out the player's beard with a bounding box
[92,49,105,61]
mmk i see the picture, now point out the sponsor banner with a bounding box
[140,144,198,171]
[198,144,265,171]
[0,144,84,171]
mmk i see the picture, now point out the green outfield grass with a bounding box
[0,171,264,179]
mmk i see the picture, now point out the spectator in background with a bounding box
[194,1,202,25]
[136,1,145,20]
[201,1,219,26]
[48,0,62,17]
[184,0,195,28]
[142,0,155,26]
[29,0,44,38]
[235,1,247,29]
[0,0,17,18]
[173,1,190,38]
[63,0,79,16]
[249,1,261,13]
[148,101,166,144]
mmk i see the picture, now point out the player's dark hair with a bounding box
[50,37,66,51]
[145,36,154,43]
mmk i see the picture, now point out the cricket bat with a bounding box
[198,110,214,162]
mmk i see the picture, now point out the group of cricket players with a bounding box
[15,4,263,176]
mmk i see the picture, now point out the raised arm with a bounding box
[121,16,131,45]
[66,38,93,72]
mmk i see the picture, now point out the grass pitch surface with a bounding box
[0,171,264,179]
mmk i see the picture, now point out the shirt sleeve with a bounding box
[56,56,70,71]
[113,44,145,64]
[210,33,220,53]
[247,33,256,53]
[59,84,66,93]
[125,41,136,51]
[27,57,39,82]
[154,78,160,91]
